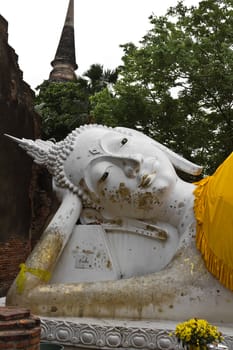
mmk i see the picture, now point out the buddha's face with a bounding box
[64,127,177,220]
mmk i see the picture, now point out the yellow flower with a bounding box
[173,318,223,347]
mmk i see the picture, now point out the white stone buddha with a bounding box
[5,125,233,323]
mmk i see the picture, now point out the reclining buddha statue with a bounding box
[5,124,233,322]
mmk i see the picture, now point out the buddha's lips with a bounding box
[139,172,156,188]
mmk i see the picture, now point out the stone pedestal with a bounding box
[0,307,41,349]
[41,317,233,350]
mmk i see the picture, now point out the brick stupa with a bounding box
[49,0,78,82]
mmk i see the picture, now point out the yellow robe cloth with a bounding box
[194,152,233,291]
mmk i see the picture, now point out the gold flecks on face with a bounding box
[118,183,131,198]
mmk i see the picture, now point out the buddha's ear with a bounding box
[152,140,203,176]
[115,127,203,176]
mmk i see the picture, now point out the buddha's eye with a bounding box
[121,138,128,146]
[99,171,109,182]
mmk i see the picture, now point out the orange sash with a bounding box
[194,153,233,291]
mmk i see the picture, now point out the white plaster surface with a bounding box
[51,225,120,283]
[51,222,179,283]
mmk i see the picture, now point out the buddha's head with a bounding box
[6,125,202,220]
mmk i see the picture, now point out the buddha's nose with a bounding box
[122,155,142,178]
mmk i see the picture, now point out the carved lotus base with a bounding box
[41,318,233,350]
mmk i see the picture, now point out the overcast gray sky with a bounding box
[1,0,200,90]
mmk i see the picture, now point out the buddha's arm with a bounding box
[10,241,211,318]
[6,190,82,307]
[7,217,232,321]
[25,241,232,322]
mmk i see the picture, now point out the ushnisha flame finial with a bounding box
[4,134,54,167]
[4,131,80,195]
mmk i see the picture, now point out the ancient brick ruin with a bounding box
[0,14,54,297]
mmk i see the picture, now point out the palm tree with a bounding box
[83,64,118,94]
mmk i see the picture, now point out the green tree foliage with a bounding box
[91,0,233,174]
[35,80,89,140]
[35,64,118,141]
